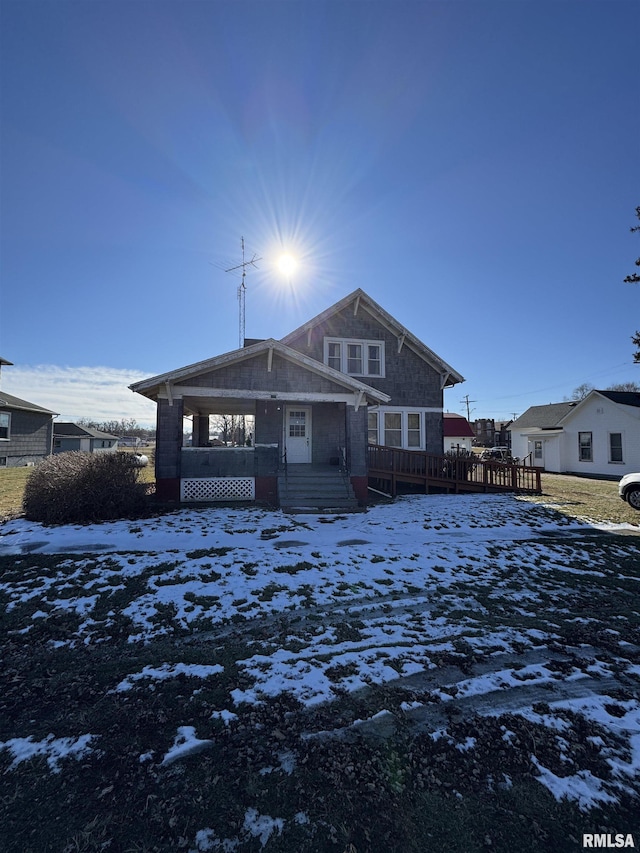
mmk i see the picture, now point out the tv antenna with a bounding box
[225,237,262,348]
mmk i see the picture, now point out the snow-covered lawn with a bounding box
[1,494,639,851]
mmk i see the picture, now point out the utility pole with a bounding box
[460,394,476,421]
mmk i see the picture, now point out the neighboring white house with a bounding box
[443,412,475,453]
[509,391,640,476]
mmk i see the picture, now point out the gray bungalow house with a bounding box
[53,423,119,454]
[130,289,464,507]
[0,358,57,467]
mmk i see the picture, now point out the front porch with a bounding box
[130,338,390,507]
[154,395,371,506]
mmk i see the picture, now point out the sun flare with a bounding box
[277,253,297,277]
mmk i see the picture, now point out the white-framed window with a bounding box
[367,411,379,445]
[384,412,402,447]
[327,341,342,371]
[368,408,426,450]
[407,412,421,447]
[609,432,623,463]
[578,431,592,462]
[324,338,385,378]
[0,412,10,441]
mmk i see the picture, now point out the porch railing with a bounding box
[367,445,541,496]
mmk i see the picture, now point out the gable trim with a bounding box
[131,338,391,405]
[280,288,464,386]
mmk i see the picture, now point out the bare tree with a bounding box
[569,383,595,401]
[624,206,640,362]
[607,381,640,392]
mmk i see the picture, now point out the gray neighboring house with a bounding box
[0,357,57,467]
[130,288,465,507]
[53,423,119,454]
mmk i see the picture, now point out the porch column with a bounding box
[193,414,209,447]
[346,404,368,505]
[155,397,184,501]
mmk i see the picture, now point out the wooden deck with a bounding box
[367,445,542,496]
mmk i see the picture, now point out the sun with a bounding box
[277,253,297,277]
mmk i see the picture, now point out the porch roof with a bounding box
[129,338,391,416]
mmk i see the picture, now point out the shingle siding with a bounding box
[285,306,443,409]
[176,352,351,396]
[1,409,53,466]
[155,398,184,479]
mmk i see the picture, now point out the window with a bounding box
[384,412,402,447]
[578,432,592,462]
[407,413,421,447]
[534,440,543,459]
[0,456,7,467]
[368,411,379,445]
[0,413,9,440]
[54,439,61,448]
[288,410,307,437]
[370,408,426,450]
[347,343,363,374]
[609,433,623,463]
[324,338,385,377]
[327,342,341,371]
[367,345,381,375]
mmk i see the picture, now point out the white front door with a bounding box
[285,406,312,463]
[531,439,544,468]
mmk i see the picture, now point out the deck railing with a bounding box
[367,445,541,496]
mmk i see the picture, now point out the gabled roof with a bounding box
[280,288,465,388]
[443,413,474,437]
[130,338,391,405]
[54,423,118,440]
[509,402,578,431]
[595,390,640,408]
[0,391,57,415]
[510,390,640,432]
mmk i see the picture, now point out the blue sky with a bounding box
[1,0,638,427]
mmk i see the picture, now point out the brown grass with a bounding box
[534,472,640,527]
[0,447,155,520]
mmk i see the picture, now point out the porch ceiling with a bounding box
[183,397,257,417]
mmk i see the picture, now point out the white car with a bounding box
[619,473,640,510]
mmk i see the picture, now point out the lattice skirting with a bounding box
[180,477,255,502]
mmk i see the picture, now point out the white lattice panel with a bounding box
[180,477,255,502]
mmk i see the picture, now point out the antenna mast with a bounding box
[225,237,262,348]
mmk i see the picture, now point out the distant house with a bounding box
[53,423,119,454]
[509,391,640,476]
[131,288,464,506]
[0,357,57,467]
[443,413,475,453]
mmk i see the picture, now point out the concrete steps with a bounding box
[277,465,360,512]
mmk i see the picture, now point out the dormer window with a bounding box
[324,338,385,378]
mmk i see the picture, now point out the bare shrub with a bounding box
[23,452,149,524]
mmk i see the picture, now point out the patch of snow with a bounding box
[161,726,214,766]
[0,733,96,773]
[242,808,284,847]
[114,662,224,692]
